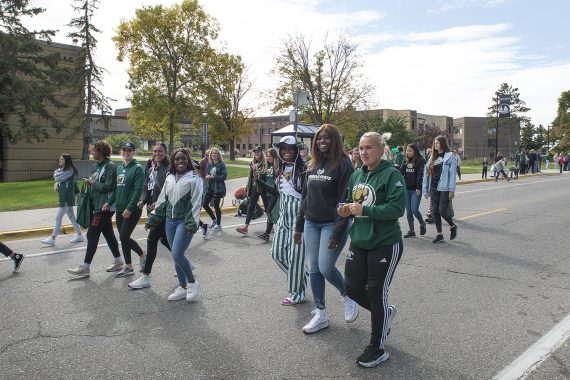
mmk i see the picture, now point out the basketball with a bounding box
[234,186,247,200]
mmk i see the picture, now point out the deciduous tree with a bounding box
[273,33,374,127]
[551,90,570,149]
[113,0,218,153]
[203,52,253,161]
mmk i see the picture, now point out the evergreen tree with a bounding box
[0,0,67,142]
[67,0,114,159]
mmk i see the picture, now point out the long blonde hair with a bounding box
[209,148,223,163]
[361,132,392,161]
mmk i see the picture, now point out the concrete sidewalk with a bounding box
[0,169,561,240]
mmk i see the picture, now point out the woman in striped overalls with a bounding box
[271,135,309,305]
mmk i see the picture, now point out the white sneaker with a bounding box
[209,220,217,228]
[105,260,124,272]
[302,309,329,334]
[128,274,151,289]
[343,296,359,323]
[212,224,222,231]
[41,237,55,246]
[68,265,90,277]
[168,286,187,301]
[69,234,84,243]
[186,280,200,302]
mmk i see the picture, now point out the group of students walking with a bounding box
[4,128,460,369]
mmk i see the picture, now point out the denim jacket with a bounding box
[422,152,457,194]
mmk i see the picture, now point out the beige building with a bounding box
[453,117,521,159]
[1,42,83,182]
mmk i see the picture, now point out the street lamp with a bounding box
[201,112,208,158]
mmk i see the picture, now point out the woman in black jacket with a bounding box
[399,143,426,238]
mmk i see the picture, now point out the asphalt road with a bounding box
[1,175,569,379]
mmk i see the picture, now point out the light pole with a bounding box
[495,91,500,158]
[201,112,208,158]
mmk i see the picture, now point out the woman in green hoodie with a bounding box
[337,132,405,368]
[108,142,146,278]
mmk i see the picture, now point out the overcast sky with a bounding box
[25,0,570,127]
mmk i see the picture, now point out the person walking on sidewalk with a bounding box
[236,146,269,235]
[294,124,358,334]
[399,143,426,238]
[494,157,510,182]
[145,148,202,302]
[106,142,145,277]
[255,148,280,242]
[197,150,211,238]
[1,242,24,273]
[129,143,171,289]
[203,148,227,231]
[337,131,405,368]
[271,135,309,306]
[41,154,84,246]
[68,140,123,277]
[422,136,458,244]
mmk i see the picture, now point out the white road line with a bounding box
[493,313,570,380]
[457,176,569,195]
[0,219,265,261]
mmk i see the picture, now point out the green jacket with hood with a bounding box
[345,159,405,249]
[109,159,144,212]
[88,158,117,213]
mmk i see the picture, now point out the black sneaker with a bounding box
[257,232,270,242]
[425,217,434,224]
[201,223,209,238]
[356,344,390,368]
[419,223,427,236]
[450,225,457,240]
[11,253,25,273]
[403,231,415,238]
[432,234,444,243]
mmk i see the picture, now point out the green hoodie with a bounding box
[88,158,117,213]
[345,159,405,249]
[109,159,144,212]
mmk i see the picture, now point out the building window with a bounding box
[488,128,496,135]
[454,127,462,135]
[236,143,240,149]
[488,139,496,148]
[248,144,253,150]
[261,144,265,149]
[260,128,265,135]
[411,120,415,130]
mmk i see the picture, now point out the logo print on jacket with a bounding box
[352,183,375,206]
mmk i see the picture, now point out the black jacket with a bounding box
[399,157,425,191]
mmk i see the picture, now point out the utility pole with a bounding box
[495,92,499,158]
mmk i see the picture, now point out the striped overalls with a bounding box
[271,192,308,303]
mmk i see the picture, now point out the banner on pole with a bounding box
[498,95,511,118]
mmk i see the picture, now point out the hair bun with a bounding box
[381,132,392,141]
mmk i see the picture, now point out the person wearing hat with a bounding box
[271,135,309,305]
[68,140,123,277]
[107,142,146,277]
[235,146,268,235]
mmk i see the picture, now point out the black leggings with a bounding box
[264,194,278,234]
[116,208,144,265]
[345,240,403,348]
[0,241,13,257]
[203,191,223,225]
[482,167,488,179]
[143,219,170,274]
[84,212,121,264]
[430,188,454,234]
[245,190,268,225]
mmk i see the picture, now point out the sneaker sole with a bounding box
[115,272,135,278]
[168,295,187,301]
[128,283,150,289]
[303,321,329,334]
[68,270,90,277]
[41,242,55,246]
[357,351,390,368]
[106,267,123,272]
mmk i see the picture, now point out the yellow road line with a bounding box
[456,208,507,221]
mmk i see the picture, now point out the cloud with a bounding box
[429,0,512,14]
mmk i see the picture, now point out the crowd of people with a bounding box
[2,130,475,369]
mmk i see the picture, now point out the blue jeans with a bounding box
[304,219,349,310]
[165,218,195,287]
[405,189,424,232]
[52,206,82,237]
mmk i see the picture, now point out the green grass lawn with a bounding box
[0,166,250,212]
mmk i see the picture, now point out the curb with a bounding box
[0,171,559,241]
[0,206,239,242]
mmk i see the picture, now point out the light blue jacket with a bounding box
[422,152,458,194]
